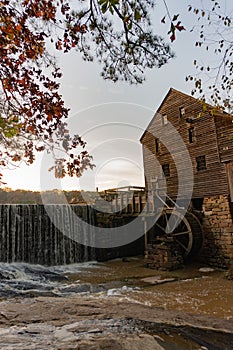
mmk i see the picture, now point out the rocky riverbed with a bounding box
[0,258,233,349]
[1,295,233,349]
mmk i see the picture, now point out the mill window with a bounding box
[188,127,195,143]
[162,114,168,125]
[162,163,170,177]
[179,107,185,117]
[196,155,207,171]
[155,138,160,153]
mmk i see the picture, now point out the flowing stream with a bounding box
[0,258,233,349]
[1,205,233,348]
[0,258,233,317]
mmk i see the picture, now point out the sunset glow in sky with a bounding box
[2,0,232,191]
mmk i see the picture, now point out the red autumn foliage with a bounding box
[0,0,176,185]
[0,0,94,182]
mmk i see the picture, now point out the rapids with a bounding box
[0,258,233,349]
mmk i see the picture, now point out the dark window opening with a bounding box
[179,107,185,117]
[191,198,204,211]
[162,164,170,177]
[189,127,195,143]
[155,138,160,153]
[196,155,207,171]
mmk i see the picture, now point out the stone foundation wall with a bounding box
[95,211,144,261]
[145,241,184,271]
[202,195,233,267]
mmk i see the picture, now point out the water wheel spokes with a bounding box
[172,231,191,236]
[152,209,203,259]
[168,212,193,256]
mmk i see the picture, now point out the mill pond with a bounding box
[0,257,233,349]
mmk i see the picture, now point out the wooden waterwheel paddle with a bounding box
[146,209,203,261]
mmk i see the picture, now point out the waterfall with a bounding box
[0,204,144,266]
[0,204,97,266]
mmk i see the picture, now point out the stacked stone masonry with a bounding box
[202,195,233,267]
[145,241,184,271]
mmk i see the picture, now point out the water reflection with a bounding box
[0,258,232,320]
[74,258,233,320]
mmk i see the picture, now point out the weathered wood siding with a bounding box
[214,115,233,163]
[141,89,229,199]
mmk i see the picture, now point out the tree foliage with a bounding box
[161,0,232,112]
[1,0,231,186]
[0,0,174,184]
[185,1,232,112]
[66,0,174,83]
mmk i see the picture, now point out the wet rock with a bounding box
[0,280,58,298]
[199,267,215,273]
[0,297,233,349]
[107,286,136,296]
[92,284,106,293]
[54,328,77,341]
[7,281,55,291]
[59,283,91,294]
[0,271,15,280]
[141,276,176,285]
[24,266,68,282]
[75,334,165,350]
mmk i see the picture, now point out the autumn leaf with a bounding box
[175,22,185,31]
[12,154,21,162]
[172,14,179,21]
[47,114,53,122]
[161,16,166,24]
[56,40,63,50]
[170,33,176,42]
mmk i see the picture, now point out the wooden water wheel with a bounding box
[145,209,203,268]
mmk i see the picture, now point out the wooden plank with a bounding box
[226,162,233,201]
[141,89,231,199]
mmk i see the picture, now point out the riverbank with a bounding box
[0,258,233,349]
[0,295,233,349]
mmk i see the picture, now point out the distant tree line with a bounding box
[0,188,97,204]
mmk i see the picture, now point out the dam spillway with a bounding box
[0,205,144,265]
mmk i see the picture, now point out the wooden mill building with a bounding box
[140,88,233,267]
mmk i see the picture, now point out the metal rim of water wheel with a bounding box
[153,209,203,259]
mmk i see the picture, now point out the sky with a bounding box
[2,0,231,192]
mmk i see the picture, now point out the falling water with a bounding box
[0,205,144,266]
[0,204,97,266]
